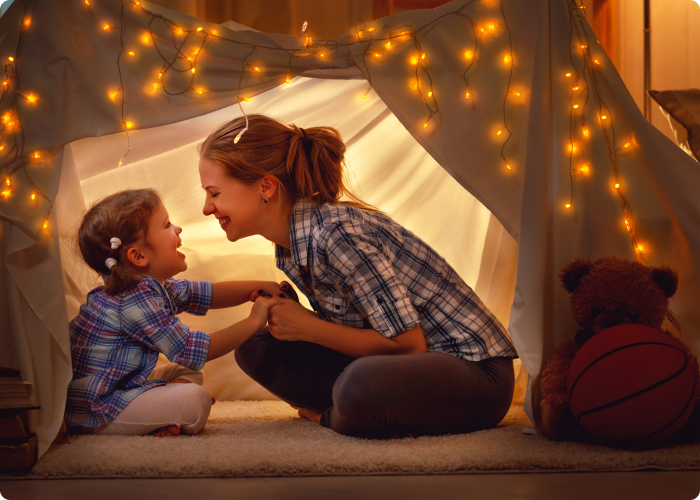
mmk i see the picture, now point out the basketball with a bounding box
[567,324,698,448]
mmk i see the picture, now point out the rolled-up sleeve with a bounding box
[322,221,420,338]
[122,284,211,371]
[166,279,212,316]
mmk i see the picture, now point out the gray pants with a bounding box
[235,328,515,438]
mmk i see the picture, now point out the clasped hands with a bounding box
[248,281,315,342]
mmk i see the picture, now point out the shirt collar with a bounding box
[276,198,319,266]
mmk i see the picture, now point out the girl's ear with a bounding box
[259,175,279,201]
[126,246,149,268]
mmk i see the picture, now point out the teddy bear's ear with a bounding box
[650,266,678,299]
[560,258,591,293]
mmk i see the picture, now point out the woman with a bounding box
[198,114,517,438]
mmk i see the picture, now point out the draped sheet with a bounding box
[0,0,698,456]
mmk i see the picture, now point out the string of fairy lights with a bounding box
[0,0,645,262]
[564,0,644,262]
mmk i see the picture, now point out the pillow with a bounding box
[648,89,700,161]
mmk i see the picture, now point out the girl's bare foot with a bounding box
[150,425,181,437]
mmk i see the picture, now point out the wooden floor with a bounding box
[1,471,699,500]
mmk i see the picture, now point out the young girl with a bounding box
[66,188,285,437]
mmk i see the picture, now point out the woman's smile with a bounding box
[218,216,231,230]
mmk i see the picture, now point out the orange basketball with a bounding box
[567,324,698,448]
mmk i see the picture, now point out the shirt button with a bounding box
[377,297,384,305]
[335,305,341,310]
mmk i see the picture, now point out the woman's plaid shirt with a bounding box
[275,200,517,361]
[66,276,212,428]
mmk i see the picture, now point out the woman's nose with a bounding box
[202,200,214,216]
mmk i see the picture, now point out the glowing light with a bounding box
[2,80,8,87]
[374,53,381,58]
[410,56,419,65]
[2,190,9,198]
[193,87,205,94]
[573,86,580,91]
[211,30,218,35]
[85,0,90,5]
[428,91,433,97]
[580,165,590,174]
[23,18,31,27]
[368,28,374,31]
[565,203,571,208]
[565,72,572,77]
[593,59,600,64]
[152,83,160,89]
[33,152,40,159]
[142,34,151,43]
[636,244,645,252]
[465,90,470,99]
[0,145,4,151]
[615,182,620,189]
[496,129,502,136]
[601,115,607,120]
[241,97,251,102]
[4,176,9,185]
[127,51,135,56]
[31,191,36,201]
[191,67,195,73]
[286,76,290,84]
[465,50,474,60]
[386,42,392,48]
[580,45,587,50]
[125,121,133,129]
[583,128,589,137]
[423,122,429,128]
[573,104,579,109]
[25,94,37,103]
[43,217,48,229]
[623,142,630,148]
[109,90,119,100]
[8,57,14,61]
[254,67,260,71]
[506,164,511,170]
[488,23,495,31]
[422,53,426,60]
[197,27,203,31]
[503,54,512,64]
[175,27,183,35]
[103,24,110,31]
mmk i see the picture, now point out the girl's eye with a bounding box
[166,222,172,227]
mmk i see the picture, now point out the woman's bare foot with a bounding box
[150,425,181,437]
[296,407,322,425]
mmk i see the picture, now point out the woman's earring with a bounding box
[263,198,268,204]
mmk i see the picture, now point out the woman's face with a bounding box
[199,157,262,243]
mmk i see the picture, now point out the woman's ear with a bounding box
[259,175,279,201]
[126,246,149,268]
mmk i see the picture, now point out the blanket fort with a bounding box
[0,0,698,458]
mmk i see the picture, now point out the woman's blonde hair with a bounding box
[76,189,161,295]
[198,114,379,212]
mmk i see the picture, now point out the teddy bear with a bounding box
[538,256,700,444]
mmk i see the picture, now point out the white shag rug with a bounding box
[22,401,700,478]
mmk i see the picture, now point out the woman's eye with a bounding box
[211,192,220,198]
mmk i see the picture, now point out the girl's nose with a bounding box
[174,225,182,235]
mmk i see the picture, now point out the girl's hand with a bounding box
[248,281,299,303]
[268,299,317,342]
[249,295,283,328]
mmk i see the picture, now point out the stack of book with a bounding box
[0,367,40,473]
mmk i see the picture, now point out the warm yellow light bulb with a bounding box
[428,91,432,97]
[601,115,607,120]
[465,50,474,60]
[125,121,133,129]
[176,28,183,34]
[465,90,470,99]
[142,34,150,43]
[615,182,620,189]
[191,67,195,73]
[580,45,587,49]
[0,145,4,151]
[386,42,392,48]
[242,97,251,102]
[194,88,204,94]
[254,67,260,71]
[103,24,110,31]
[8,56,14,61]
[85,0,90,4]
[109,90,118,100]
[33,152,40,159]
[623,143,630,148]
[369,27,374,31]
[497,129,502,136]
[26,94,37,103]
[24,18,31,27]
[211,30,218,35]
[488,24,495,31]
[43,218,48,229]
[580,165,589,173]
[573,104,579,109]
[152,83,160,89]
[128,51,135,56]
[197,27,203,31]
[5,177,9,186]
[565,203,571,208]
[565,72,572,77]
[423,122,428,128]
[573,86,579,91]
[31,191,36,200]
[636,244,644,252]
[2,190,9,197]
[506,164,511,170]
[374,53,381,57]
[593,59,600,64]
[504,54,512,64]
[583,128,589,137]
[421,53,426,60]
[286,76,290,84]
[410,56,418,65]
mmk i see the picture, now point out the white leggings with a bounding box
[90,363,212,436]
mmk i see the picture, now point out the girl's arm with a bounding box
[267,299,427,358]
[206,295,281,361]
[210,281,281,309]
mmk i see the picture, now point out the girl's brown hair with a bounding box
[198,114,379,212]
[77,189,161,295]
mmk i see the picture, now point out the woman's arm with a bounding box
[268,299,427,358]
[210,281,280,309]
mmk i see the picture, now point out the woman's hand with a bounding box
[267,298,317,342]
[248,280,299,303]
[249,295,283,328]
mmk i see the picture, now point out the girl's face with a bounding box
[199,158,263,243]
[137,203,187,283]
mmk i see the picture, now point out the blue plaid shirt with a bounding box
[276,199,517,361]
[66,276,212,428]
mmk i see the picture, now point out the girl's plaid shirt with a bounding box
[65,276,212,428]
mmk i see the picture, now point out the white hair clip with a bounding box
[110,237,122,250]
[105,258,118,270]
